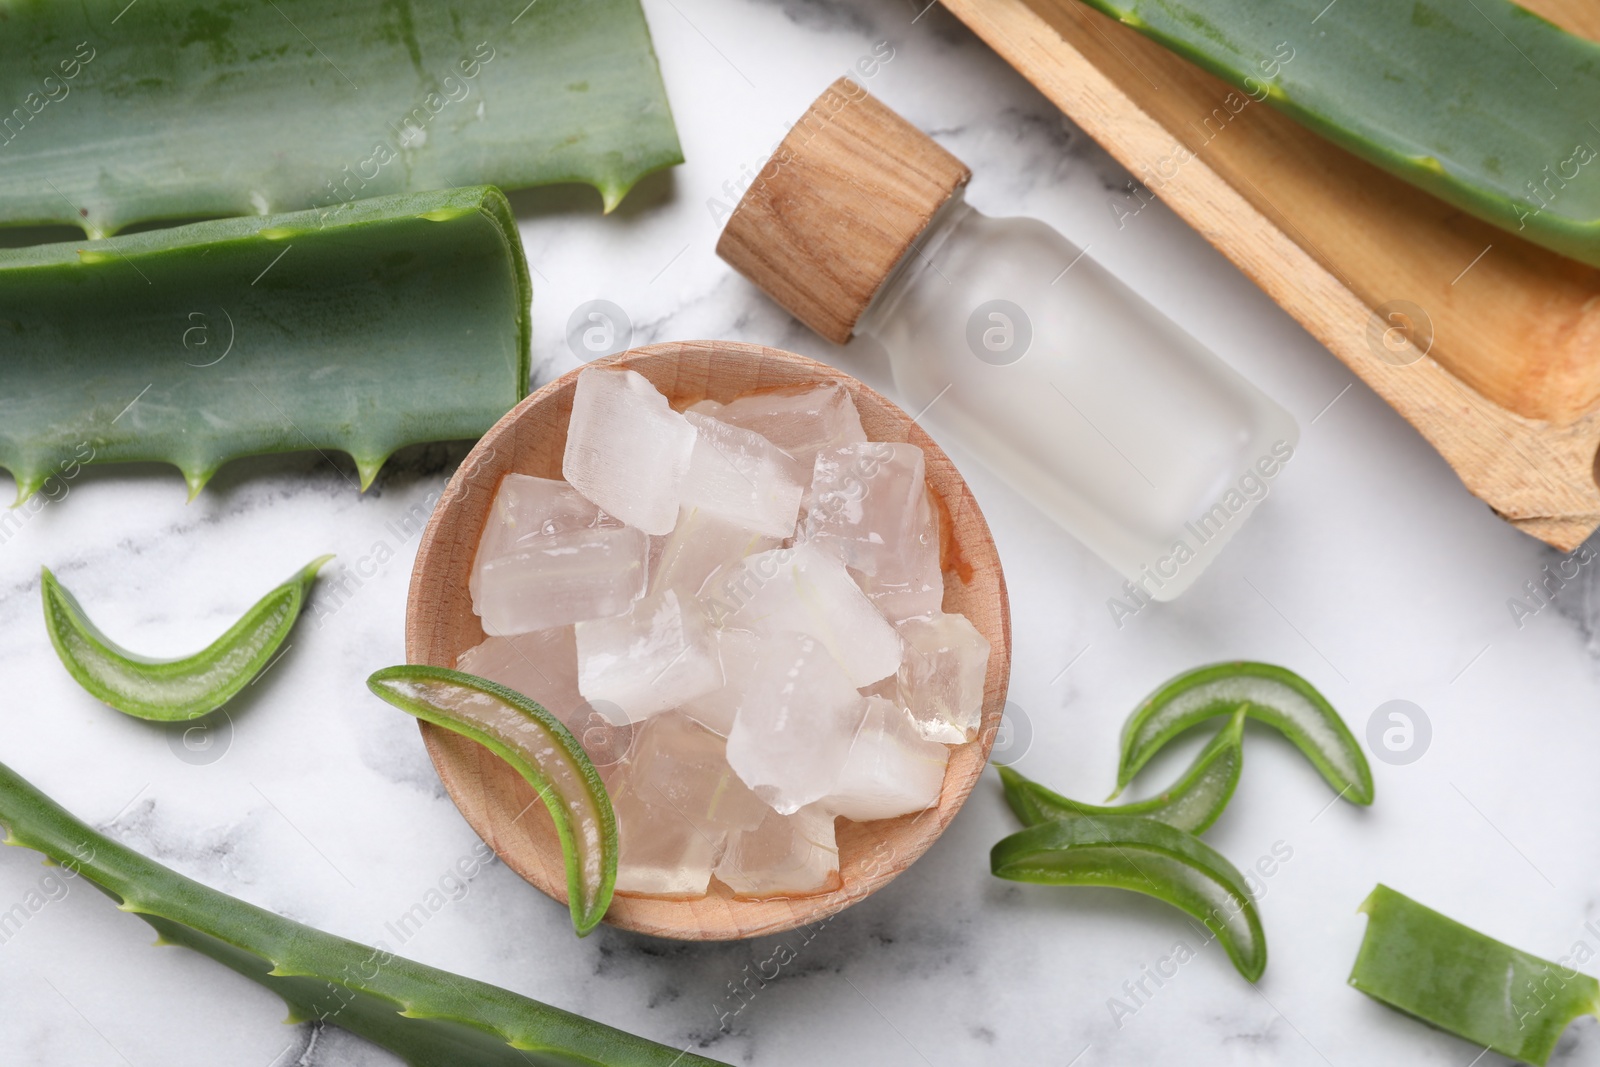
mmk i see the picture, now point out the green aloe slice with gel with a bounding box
[1002,706,1244,834]
[0,0,681,236]
[367,666,617,937]
[1114,662,1372,806]
[1350,885,1600,1065]
[0,186,529,501]
[991,813,1266,980]
[42,556,331,721]
[0,759,723,1065]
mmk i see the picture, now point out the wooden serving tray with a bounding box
[942,0,1600,550]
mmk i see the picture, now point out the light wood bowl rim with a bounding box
[403,340,1011,941]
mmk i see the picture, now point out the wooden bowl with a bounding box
[404,340,1011,940]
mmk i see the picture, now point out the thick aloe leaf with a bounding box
[1078,0,1600,267]
[1351,885,1600,1065]
[0,186,528,501]
[42,557,331,721]
[0,0,681,236]
[0,759,724,1066]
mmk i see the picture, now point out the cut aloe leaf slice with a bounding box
[992,813,1266,981]
[1002,707,1244,834]
[1115,662,1372,806]
[1075,0,1600,267]
[0,186,529,502]
[367,666,616,936]
[0,0,681,237]
[1351,885,1600,1065]
[42,556,330,722]
[0,759,725,1065]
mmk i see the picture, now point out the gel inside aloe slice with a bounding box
[367,666,617,936]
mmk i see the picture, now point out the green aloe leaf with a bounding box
[1001,706,1244,834]
[0,186,528,501]
[42,556,331,722]
[991,813,1266,980]
[1350,885,1600,1065]
[1076,0,1600,267]
[0,759,723,1066]
[367,666,617,937]
[0,0,681,236]
[1114,661,1372,806]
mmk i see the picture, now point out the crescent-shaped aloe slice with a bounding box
[0,0,680,237]
[0,186,529,502]
[1001,706,1244,834]
[1350,885,1600,1065]
[1075,0,1600,267]
[42,556,331,721]
[0,759,723,1066]
[1114,662,1372,806]
[367,666,616,937]
[991,813,1266,980]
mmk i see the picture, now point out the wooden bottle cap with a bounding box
[717,78,972,344]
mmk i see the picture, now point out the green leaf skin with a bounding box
[367,666,617,937]
[1114,662,1372,806]
[1075,0,1600,267]
[991,814,1266,981]
[1350,885,1600,1065]
[0,760,725,1067]
[0,186,530,502]
[0,0,681,236]
[42,556,331,722]
[1001,707,1244,834]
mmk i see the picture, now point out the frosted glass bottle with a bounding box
[717,77,1297,600]
[854,196,1297,600]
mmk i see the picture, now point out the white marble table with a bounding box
[4,1,1599,1064]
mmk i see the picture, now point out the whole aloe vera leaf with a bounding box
[0,760,721,1067]
[367,666,617,937]
[1350,885,1600,1065]
[42,556,331,722]
[1000,706,1244,834]
[0,186,529,502]
[0,0,680,236]
[991,813,1266,980]
[1114,662,1372,806]
[1076,0,1600,267]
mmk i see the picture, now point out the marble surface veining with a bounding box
[4,1,1600,1065]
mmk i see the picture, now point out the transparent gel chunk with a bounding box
[896,613,990,743]
[854,488,944,623]
[575,589,722,723]
[714,804,840,898]
[679,411,806,537]
[471,473,648,636]
[611,712,769,897]
[705,543,901,687]
[725,632,867,814]
[562,367,696,536]
[679,627,762,736]
[706,381,867,472]
[650,507,779,599]
[804,442,927,578]
[826,696,949,821]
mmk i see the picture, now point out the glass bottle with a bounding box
[718,78,1298,601]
